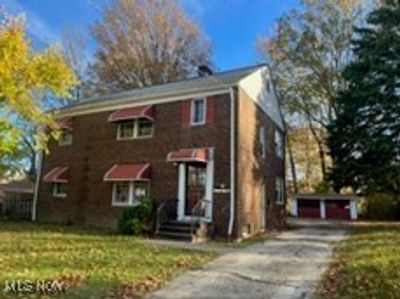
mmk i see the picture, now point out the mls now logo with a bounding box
[3,280,66,295]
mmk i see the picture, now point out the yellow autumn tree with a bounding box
[0,11,76,169]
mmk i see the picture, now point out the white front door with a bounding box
[177,150,214,221]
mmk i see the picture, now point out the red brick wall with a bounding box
[235,87,286,238]
[38,94,232,232]
[37,89,286,239]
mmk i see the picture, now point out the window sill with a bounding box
[112,201,141,207]
[117,135,153,141]
[135,135,153,139]
[190,121,206,127]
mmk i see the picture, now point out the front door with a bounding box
[185,163,207,216]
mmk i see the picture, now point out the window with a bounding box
[275,130,284,158]
[137,119,154,137]
[259,127,266,158]
[53,183,68,197]
[112,181,149,206]
[117,119,153,140]
[191,98,206,125]
[59,130,73,146]
[112,182,130,205]
[275,177,284,205]
[133,182,149,202]
[118,121,135,139]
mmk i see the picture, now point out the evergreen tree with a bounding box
[328,1,400,196]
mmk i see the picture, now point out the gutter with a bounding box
[58,87,230,117]
[228,87,236,237]
[32,150,43,221]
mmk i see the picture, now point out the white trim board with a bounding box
[238,67,285,130]
[57,89,230,118]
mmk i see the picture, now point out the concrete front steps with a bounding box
[155,220,199,241]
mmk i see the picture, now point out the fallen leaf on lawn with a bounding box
[57,273,86,289]
[106,275,162,299]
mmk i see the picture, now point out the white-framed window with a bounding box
[137,118,153,137]
[275,177,284,205]
[275,130,284,158]
[118,121,135,139]
[53,183,68,197]
[191,98,206,125]
[259,126,266,158]
[117,119,154,140]
[112,181,149,206]
[112,182,130,205]
[59,130,73,146]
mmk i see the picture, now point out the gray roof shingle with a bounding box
[64,64,266,111]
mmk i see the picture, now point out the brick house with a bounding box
[35,64,286,240]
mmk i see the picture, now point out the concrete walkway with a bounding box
[139,238,247,255]
[147,226,347,299]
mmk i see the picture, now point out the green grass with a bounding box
[317,222,400,299]
[0,221,215,298]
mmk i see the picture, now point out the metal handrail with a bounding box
[156,199,178,233]
[156,200,167,233]
[190,198,211,234]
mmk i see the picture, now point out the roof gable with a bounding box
[58,64,266,116]
[238,66,285,130]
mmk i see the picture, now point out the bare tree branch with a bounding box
[88,0,212,95]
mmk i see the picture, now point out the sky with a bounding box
[1,0,301,71]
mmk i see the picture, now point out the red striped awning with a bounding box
[167,148,209,163]
[57,117,73,131]
[43,166,69,183]
[103,163,151,181]
[108,105,154,122]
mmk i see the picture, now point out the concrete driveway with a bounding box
[147,225,347,299]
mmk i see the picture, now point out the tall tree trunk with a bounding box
[286,133,298,194]
[308,122,327,181]
[23,136,37,182]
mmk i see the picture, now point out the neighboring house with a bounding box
[36,64,286,240]
[1,180,34,219]
[291,194,358,220]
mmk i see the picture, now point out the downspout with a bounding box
[228,87,236,237]
[32,150,43,221]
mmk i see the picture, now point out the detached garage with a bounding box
[292,194,358,220]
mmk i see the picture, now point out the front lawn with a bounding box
[0,221,215,298]
[317,222,400,299]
